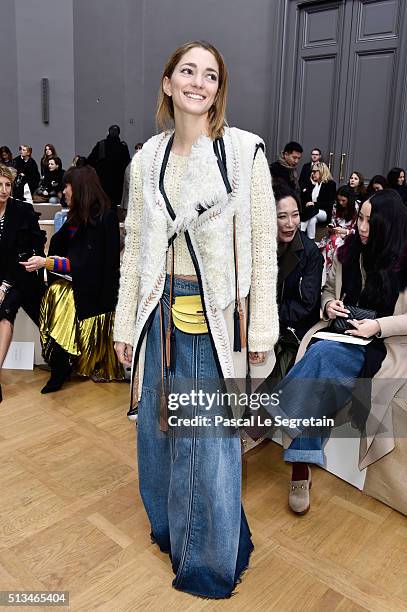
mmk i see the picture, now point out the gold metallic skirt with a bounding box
[39,279,124,381]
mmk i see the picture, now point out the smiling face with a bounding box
[162,46,219,121]
[0,175,12,206]
[357,200,371,244]
[48,159,58,171]
[398,170,405,186]
[276,195,300,243]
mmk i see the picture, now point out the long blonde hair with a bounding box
[156,40,228,140]
[312,161,333,183]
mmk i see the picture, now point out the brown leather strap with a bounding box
[159,300,168,432]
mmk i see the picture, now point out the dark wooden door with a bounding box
[278,0,407,183]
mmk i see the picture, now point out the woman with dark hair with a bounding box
[266,189,407,515]
[21,165,123,393]
[348,170,366,203]
[318,185,358,273]
[35,156,64,203]
[387,167,407,204]
[0,165,46,402]
[0,146,15,168]
[113,41,278,598]
[40,144,57,175]
[366,174,388,198]
[270,184,323,380]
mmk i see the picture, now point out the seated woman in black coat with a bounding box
[22,165,123,393]
[0,165,46,402]
[270,185,323,380]
[300,162,336,239]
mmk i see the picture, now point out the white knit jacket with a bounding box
[114,127,279,382]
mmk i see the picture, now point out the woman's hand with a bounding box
[249,351,267,365]
[345,319,381,338]
[334,227,347,236]
[326,299,349,320]
[20,256,46,272]
[115,342,133,366]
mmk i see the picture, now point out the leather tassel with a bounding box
[239,302,246,349]
[169,330,176,373]
[233,304,242,352]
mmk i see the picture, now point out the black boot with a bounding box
[41,344,71,394]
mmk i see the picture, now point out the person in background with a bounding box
[299,147,322,190]
[40,144,58,175]
[300,161,336,239]
[268,189,407,515]
[21,165,123,393]
[55,156,88,231]
[0,165,46,402]
[387,167,407,204]
[0,146,15,168]
[318,185,358,273]
[348,171,366,204]
[35,156,64,203]
[13,145,40,196]
[270,141,303,193]
[87,125,130,208]
[270,184,323,380]
[120,143,144,219]
[366,174,388,198]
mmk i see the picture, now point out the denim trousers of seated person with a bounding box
[137,276,253,599]
[271,340,367,465]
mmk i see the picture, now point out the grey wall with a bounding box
[138,0,278,149]
[73,0,278,154]
[0,1,19,155]
[14,0,75,168]
[73,0,135,157]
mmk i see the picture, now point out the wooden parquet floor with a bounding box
[0,368,406,612]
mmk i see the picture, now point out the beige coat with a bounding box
[295,255,407,470]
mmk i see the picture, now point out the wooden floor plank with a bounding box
[0,369,406,611]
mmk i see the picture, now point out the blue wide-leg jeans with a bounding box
[271,340,367,465]
[137,277,253,599]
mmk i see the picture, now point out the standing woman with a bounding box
[114,41,278,598]
[22,166,123,392]
[0,165,46,402]
[300,161,336,239]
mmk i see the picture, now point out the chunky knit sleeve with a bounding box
[113,154,143,344]
[248,149,279,352]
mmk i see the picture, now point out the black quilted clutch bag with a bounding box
[332,304,377,332]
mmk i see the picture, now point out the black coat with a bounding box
[269,160,299,192]
[13,156,40,194]
[87,136,131,206]
[48,209,120,320]
[299,161,312,190]
[300,179,336,223]
[0,198,46,323]
[278,230,323,340]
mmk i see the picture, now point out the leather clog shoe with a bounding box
[288,466,312,515]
